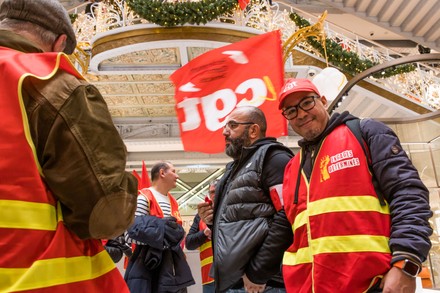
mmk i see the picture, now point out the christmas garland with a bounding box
[290,13,416,78]
[126,0,239,27]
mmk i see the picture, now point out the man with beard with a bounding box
[198,106,294,293]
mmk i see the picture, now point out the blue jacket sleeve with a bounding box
[361,119,433,262]
[126,215,165,250]
[185,214,208,250]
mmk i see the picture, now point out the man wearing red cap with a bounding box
[278,78,432,292]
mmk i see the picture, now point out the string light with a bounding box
[124,0,238,26]
[70,0,439,109]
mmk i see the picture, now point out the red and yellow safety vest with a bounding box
[0,47,128,292]
[198,220,214,285]
[282,125,391,293]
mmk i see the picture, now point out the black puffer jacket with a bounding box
[212,138,293,292]
[299,111,432,263]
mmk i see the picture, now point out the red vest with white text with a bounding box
[0,47,128,292]
[282,125,391,293]
[198,220,214,285]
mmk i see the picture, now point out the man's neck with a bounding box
[151,183,169,196]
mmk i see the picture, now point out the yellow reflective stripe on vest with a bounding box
[308,196,389,216]
[312,235,390,254]
[201,256,213,267]
[293,209,307,231]
[283,235,390,266]
[292,196,389,231]
[0,200,57,230]
[200,241,212,252]
[0,250,115,292]
[283,246,312,265]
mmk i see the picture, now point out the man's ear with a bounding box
[53,34,67,53]
[248,124,260,139]
[320,95,328,107]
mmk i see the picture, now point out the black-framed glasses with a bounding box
[223,120,254,130]
[281,95,319,120]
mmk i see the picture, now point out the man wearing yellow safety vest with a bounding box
[0,0,138,292]
[278,78,432,292]
[186,180,218,293]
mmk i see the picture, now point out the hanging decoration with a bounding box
[312,67,347,104]
[238,0,250,10]
[289,12,416,78]
[125,0,239,27]
[283,10,328,66]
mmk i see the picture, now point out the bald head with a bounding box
[232,106,267,137]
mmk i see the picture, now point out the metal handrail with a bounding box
[328,53,440,113]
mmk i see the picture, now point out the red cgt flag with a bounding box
[170,30,286,154]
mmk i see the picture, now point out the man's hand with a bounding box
[197,201,214,225]
[380,266,416,293]
[243,274,266,293]
[163,217,185,246]
[203,227,212,239]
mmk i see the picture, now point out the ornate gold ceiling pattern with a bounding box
[65,3,438,157]
[101,48,179,66]
[84,44,231,118]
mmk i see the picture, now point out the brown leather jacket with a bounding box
[0,30,137,240]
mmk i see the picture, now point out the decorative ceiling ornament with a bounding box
[68,0,439,110]
[69,47,91,74]
[125,0,239,27]
[282,10,328,65]
[288,12,416,79]
[327,53,440,112]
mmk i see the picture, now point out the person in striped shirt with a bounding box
[125,161,194,292]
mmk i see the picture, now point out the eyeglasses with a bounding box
[223,120,254,130]
[281,95,319,120]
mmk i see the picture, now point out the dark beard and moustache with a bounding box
[225,128,251,160]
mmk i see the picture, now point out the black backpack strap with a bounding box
[345,119,386,206]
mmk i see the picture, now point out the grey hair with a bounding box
[0,18,58,46]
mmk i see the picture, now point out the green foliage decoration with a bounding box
[126,0,239,27]
[70,13,78,24]
[289,12,416,78]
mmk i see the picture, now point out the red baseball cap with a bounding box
[278,78,321,109]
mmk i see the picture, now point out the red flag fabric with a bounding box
[170,30,286,154]
[126,161,151,268]
[131,169,142,190]
[238,0,250,10]
[140,160,151,189]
